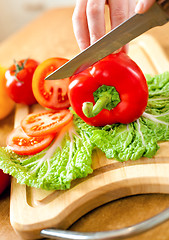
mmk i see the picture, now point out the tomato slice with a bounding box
[32,57,70,110]
[6,127,54,155]
[21,110,73,137]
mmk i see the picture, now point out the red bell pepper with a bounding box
[68,52,148,127]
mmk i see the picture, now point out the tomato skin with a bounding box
[21,110,73,137]
[0,170,10,195]
[68,52,148,126]
[5,59,39,105]
[32,58,70,110]
[6,126,54,155]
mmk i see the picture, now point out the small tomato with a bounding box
[5,58,39,105]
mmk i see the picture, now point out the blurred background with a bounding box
[0,0,76,42]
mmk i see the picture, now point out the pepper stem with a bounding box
[82,93,112,118]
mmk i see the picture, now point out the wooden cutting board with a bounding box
[10,34,169,239]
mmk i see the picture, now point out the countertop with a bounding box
[0,7,169,240]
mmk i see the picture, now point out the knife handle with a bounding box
[157,0,169,15]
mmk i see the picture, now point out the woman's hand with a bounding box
[72,0,155,51]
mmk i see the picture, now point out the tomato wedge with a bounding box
[21,110,73,137]
[32,57,70,110]
[6,127,54,155]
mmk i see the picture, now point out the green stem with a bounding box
[14,59,28,83]
[82,93,112,118]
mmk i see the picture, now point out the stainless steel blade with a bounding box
[46,3,169,80]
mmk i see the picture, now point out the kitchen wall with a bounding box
[0,0,76,42]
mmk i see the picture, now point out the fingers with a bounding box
[108,0,129,29]
[72,0,90,51]
[86,0,106,45]
[128,0,137,18]
[72,0,150,52]
[107,0,129,53]
[72,0,106,51]
[135,0,156,13]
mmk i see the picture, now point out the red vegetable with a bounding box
[21,110,73,137]
[0,170,10,195]
[32,58,70,110]
[68,52,149,126]
[6,126,55,155]
[5,58,39,105]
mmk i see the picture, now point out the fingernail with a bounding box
[135,1,144,14]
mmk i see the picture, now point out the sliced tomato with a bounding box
[6,127,54,155]
[32,57,70,110]
[21,110,73,137]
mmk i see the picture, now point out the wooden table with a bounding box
[1,7,169,240]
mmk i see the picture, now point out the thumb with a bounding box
[135,0,155,14]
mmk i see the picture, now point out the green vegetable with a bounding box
[0,72,169,190]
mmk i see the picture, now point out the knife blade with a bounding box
[46,1,169,80]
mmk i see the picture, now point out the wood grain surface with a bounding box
[1,6,169,240]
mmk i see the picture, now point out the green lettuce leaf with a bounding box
[0,122,94,190]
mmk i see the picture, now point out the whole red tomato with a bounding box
[5,59,39,105]
[0,170,10,195]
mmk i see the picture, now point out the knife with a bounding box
[46,0,169,80]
